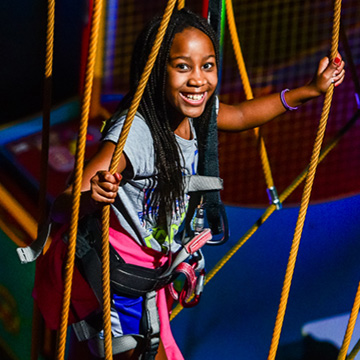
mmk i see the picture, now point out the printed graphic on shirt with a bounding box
[140,143,198,251]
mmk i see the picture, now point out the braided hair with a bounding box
[108,8,220,219]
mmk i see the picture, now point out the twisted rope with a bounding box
[267,1,342,359]
[38,0,55,226]
[177,0,185,10]
[32,1,55,360]
[55,0,104,358]
[100,0,178,357]
[337,282,360,360]
[225,0,276,194]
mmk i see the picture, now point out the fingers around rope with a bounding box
[331,53,345,87]
[90,170,122,204]
[315,53,345,92]
[330,53,345,82]
[332,68,345,87]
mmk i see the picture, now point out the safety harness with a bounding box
[17,174,225,359]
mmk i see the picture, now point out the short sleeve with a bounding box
[102,113,155,178]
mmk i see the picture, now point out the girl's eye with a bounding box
[176,63,190,70]
[203,62,214,70]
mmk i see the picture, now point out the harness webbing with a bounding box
[267,1,342,358]
[336,282,360,360]
[196,0,230,245]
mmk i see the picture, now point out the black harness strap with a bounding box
[193,0,230,245]
[70,214,177,298]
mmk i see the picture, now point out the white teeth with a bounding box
[185,93,204,101]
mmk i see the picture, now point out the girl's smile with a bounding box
[166,27,218,124]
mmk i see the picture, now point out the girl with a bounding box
[50,7,345,360]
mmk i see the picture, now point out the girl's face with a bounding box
[166,27,218,122]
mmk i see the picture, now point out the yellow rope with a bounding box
[170,106,358,322]
[32,1,55,359]
[177,0,185,10]
[267,1,342,359]
[55,0,104,358]
[338,282,360,360]
[98,0,178,357]
[225,0,276,193]
[38,0,55,226]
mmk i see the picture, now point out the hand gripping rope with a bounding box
[99,1,178,359]
[24,0,359,358]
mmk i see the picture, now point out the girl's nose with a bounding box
[188,69,205,87]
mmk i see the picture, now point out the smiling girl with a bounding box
[49,7,345,360]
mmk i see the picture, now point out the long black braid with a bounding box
[105,8,220,220]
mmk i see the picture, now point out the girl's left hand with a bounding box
[310,53,345,94]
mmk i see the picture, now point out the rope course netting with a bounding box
[23,0,360,359]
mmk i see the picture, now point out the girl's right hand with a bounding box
[90,171,122,205]
[310,53,345,95]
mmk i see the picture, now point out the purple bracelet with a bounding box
[280,89,298,111]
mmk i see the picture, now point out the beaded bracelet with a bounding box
[280,89,298,111]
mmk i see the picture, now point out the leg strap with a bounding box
[72,291,160,358]
[87,334,143,357]
[142,291,160,360]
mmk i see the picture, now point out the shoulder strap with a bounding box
[194,104,229,245]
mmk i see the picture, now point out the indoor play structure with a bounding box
[0,0,359,359]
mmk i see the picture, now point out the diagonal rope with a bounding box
[100,0,178,357]
[170,108,359,321]
[267,1,342,359]
[337,282,360,360]
[225,0,279,208]
[55,0,104,358]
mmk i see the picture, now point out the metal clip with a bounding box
[267,186,282,210]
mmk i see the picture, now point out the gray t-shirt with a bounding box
[103,112,198,253]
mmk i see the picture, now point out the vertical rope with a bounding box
[38,0,55,226]
[100,0,178,358]
[55,0,104,358]
[337,282,360,360]
[225,0,276,194]
[32,1,55,359]
[267,1,342,359]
